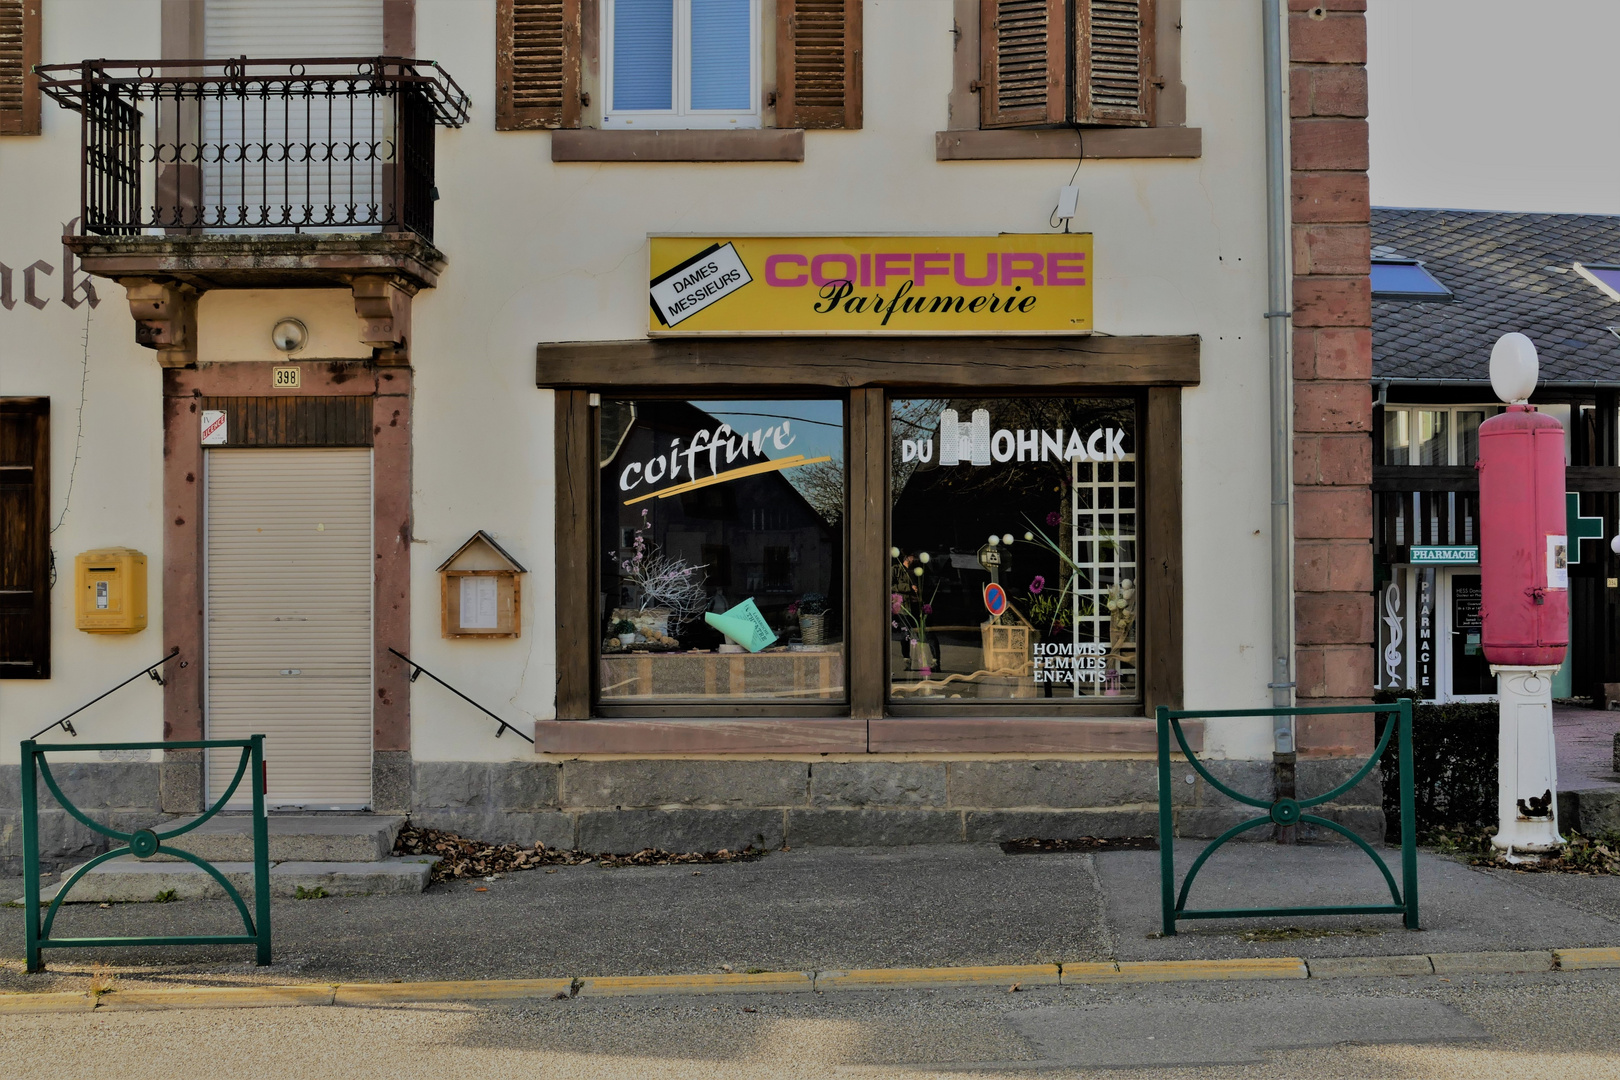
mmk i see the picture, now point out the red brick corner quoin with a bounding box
[1289,0,1373,754]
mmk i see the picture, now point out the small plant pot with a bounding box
[617,634,636,647]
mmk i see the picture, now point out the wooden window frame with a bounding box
[0,397,49,679]
[545,336,1190,725]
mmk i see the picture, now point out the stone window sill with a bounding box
[533,717,1196,755]
[936,127,1202,161]
[552,129,805,163]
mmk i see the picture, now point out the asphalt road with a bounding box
[5,971,1620,1078]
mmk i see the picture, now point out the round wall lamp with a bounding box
[271,318,309,353]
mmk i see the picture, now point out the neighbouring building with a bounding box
[0,0,1381,870]
[1372,207,1620,704]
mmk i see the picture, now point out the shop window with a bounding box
[597,398,845,703]
[889,396,1138,702]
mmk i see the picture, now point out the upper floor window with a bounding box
[1382,406,1492,467]
[603,0,761,129]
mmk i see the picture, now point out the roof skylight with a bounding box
[1574,263,1620,303]
[1370,259,1453,302]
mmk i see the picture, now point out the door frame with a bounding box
[161,361,412,814]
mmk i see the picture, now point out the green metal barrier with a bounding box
[1156,702,1417,935]
[22,736,271,973]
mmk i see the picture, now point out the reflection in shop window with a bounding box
[597,399,845,703]
[889,397,1139,703]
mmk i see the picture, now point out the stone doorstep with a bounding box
[34,856,438,903]
[145,815,406,864]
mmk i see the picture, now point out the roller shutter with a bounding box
[206,449,373,809]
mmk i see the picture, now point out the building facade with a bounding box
[0,0,1380,867]
[1371,208,1620,706]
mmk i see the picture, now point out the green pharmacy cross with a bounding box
[1566,492,1605,564]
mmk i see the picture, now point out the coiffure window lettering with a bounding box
[647,235,1094,335]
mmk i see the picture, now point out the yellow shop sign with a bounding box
[648,235,1093,336]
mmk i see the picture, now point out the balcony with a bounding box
[36,57,470,363]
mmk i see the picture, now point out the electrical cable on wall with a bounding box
[48,307,92,588]
[1049,130,1085,232]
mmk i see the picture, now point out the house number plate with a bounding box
[272,367,300,388]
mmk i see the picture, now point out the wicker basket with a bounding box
[800,612,828,647]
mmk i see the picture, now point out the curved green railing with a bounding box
[1156,702,1417,935]
[21,736,271,973]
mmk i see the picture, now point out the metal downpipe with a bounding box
[1262,0,1297,839]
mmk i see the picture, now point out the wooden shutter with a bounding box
[1076,0,1155,126]
[776,0,862,130]
[497,0,582,131]
[0,398,49,679]
[979,0,1065,129]
[0,0,41,137]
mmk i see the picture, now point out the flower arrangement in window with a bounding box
[789,591,831,647]
[613,507,708,644]
[890,547,938,672]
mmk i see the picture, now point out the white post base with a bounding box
[1490,664,1564,859]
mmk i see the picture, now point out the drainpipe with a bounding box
[1262,0,1297,841]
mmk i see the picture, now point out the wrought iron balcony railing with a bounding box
[36,57,469,241]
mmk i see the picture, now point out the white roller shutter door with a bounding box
[206,448,373,809]
[201,0,388,229]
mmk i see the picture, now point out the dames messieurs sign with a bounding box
[648,235,1093,336]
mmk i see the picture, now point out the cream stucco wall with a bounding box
[0,1,166,763]
[0,0,1284,766]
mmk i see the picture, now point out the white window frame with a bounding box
[1382,404,1500,467]
[601,0,762,130]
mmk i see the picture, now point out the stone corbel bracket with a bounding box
[352,274,416,365]
[121,278,199,368]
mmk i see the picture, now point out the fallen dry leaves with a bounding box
[393,822,768,882]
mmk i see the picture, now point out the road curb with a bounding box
[1,948,1616,1015]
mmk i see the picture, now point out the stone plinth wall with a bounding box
[409,758,1384,852]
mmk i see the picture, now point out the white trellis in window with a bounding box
[1068,454,1138,699]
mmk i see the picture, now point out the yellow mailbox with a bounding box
[75,548,148,633]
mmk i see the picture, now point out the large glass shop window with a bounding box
[598,399,846,703]
[890,397,1139,702]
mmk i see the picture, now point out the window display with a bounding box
[597,398,845,703]
[889,396,1139,701]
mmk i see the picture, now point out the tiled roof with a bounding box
[1371,208,1620,384]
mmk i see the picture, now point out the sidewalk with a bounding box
[3,840,1618,994]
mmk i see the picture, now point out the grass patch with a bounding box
[294,885,330,900]
[153,889,177,904]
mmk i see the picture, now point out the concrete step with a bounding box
[35,855,438,903]
[148,815,405,864]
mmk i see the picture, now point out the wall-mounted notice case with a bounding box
[438,531,525,638]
